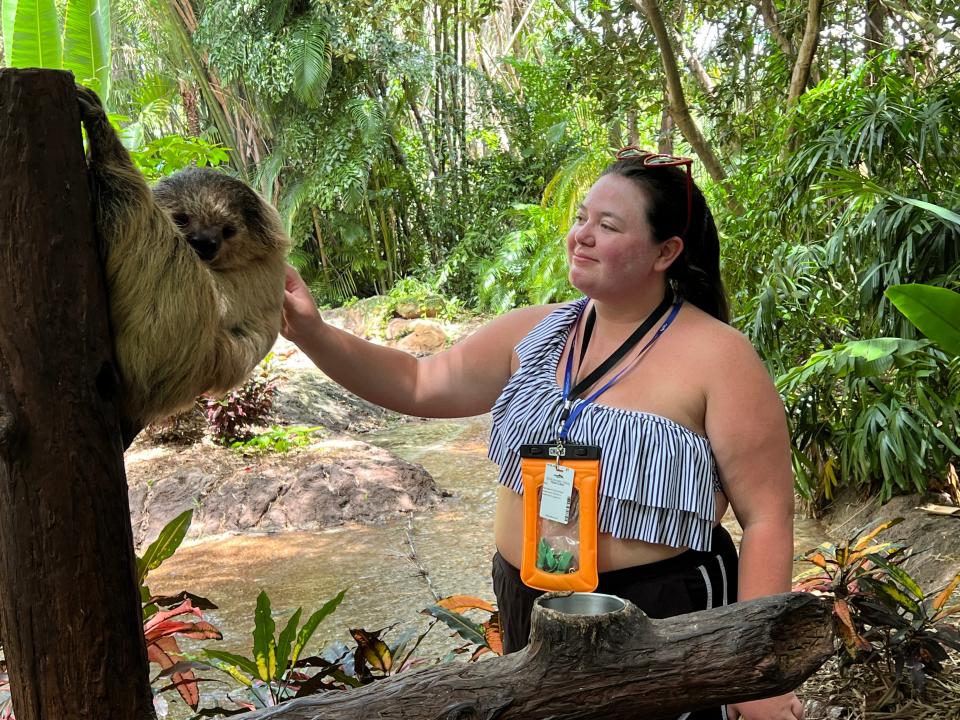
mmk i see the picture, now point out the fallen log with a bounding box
[242,590,834,719]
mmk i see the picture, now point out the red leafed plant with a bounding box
[0,635,11,720]
[138,509,225,711]
[794,517,960,699]
[144,593,223,709]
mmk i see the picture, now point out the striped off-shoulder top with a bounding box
[488,297,722,552]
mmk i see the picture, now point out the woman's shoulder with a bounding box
[673,303,772,387]
[677,303,758,355]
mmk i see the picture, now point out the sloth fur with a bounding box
[77,85,290,427]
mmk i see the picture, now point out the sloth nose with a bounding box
[186,229,221,261]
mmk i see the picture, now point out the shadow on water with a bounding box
[148,414,826,666]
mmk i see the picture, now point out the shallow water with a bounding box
[146,416,500,667]
[147,414,826,672]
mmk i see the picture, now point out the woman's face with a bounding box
[566,173,669,300]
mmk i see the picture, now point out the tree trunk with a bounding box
[864,0,886,55]
[239,591,833,720]
[787,0,824,106]
[0,69,156,720]
[632,0,732,197]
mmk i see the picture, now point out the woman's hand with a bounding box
[727,692,803,720]
[281,265,323,343]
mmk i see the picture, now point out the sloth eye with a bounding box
[222,224,237,240]
[172,213,190,228]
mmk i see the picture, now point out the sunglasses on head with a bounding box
[614,146,693,239]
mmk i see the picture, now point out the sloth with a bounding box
[76,85,290,430]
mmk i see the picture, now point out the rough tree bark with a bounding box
[239,592,834,720]
[0,69,156,720]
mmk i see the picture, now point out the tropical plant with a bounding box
[0,638,10,720]
[421,594,502,660]
[794,519,960,699]
[886,284,960,358]
[144,594,222,711]
[204,354,283,444]
[129,134,231,182]
[137,509,225,712]
[203,588,347,708]
[1,0,111,98]
[778,337,960,504]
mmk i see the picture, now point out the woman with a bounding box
[281,149,803,720]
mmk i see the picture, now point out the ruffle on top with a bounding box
[488,298,722,551]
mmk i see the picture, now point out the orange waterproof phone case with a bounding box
[519,442,600,592]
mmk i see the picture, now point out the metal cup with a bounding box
[538,592,625,615]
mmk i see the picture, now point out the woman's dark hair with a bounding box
[601,158,730,323]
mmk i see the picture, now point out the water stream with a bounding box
[148,414,825,665]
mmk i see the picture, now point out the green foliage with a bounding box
[778,338,960,504]
[229,425,324,455]
[795,520,960,699]
[3,0,61,68]
[129,134,230,182]
[137,508,193,595]
[135,509,224,712]
[2,0,111,98]
[62,0,111,99]
[886,284,960,357]
[384,276,461,321]
[204,589,347,708]
[717,56,960,507]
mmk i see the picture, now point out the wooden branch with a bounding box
[631,0,738,214]
[670,25,715,96]
[549,0,601,49]
[756,0,795,58]
[239,592,834,719]
[0,69,155,719]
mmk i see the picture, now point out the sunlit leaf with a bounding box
[851,517,904,551]
[886,284,960,357]
[62,0,111,100]
[421,604,487,646]
[253,591,277,682]
[290,589,347,667]
[148,636,200,709]
[275,607,302,680]
[204,649,260,683]
[9,0,62,68]
[437,595,496,614]
[932,573,960,613]
[137,509,193,585]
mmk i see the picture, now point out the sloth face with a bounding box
[153,167,288,271]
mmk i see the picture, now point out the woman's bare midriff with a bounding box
[493,485,729,572]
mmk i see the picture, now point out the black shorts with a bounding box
[491,524,738,720]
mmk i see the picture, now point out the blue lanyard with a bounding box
[558,296,683,441]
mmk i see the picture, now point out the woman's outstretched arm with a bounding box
[282,265,553,418]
